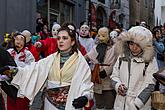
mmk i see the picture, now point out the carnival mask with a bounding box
[97,27,109,44]
[79,24,90,37]
[52,23,61,38]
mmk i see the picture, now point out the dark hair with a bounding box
[152,26,161,39]
[57,26,78,53]
[62,22,76,31]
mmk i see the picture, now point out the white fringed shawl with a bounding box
[11,51,93,110]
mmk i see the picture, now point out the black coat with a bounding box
[0,47,16,67]
[0,47,18,105]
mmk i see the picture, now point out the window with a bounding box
[110,0,121,9]
[98,0,105,4]
[144,0,147,8]
[60,2,73,24]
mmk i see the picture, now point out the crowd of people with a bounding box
[0,18,165,110]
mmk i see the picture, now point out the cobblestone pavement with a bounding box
[30,91,43,110]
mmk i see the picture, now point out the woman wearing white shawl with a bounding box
[10,26,94,110]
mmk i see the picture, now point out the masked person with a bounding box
[34,24,59,58]
[52,23,61,38]
[78,24,95,52]
[22,30,40,61]
[6,26,94,110]
[85,27,118,110]
[110,26,159,110]
[7,33,35,110]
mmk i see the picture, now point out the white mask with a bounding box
[52,24,61,38]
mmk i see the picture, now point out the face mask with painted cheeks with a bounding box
[80,25,89,37]
[14,35,25,51]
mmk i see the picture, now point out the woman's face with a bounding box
[128,41,142,56]
[57,30,75,53]
[14,35,25,50]
[161,27,165,34]
[155,30,161,39]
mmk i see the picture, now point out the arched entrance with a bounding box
[90,3,97,30]
[109,10,117,30]
[96,6,107,29]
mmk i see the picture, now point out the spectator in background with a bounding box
[36,18,44,33]
[160,25,165,43]
[39,24,50,40]
[152,26,165,69]
[31,33,40,45]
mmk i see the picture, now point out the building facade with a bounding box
[0,0,36,37]
[109,0,129,29]
[0,0,158,38]
[129,0,155,29]
[89,0,110,29]
[155,0,165,26]
[37,0,87,29]
[37,0,116,30]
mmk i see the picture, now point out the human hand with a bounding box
[118,84,127,96]
[0,66,10,74]
[34,42,42,48]
[0,75,10,81]
[1,66,18,77]
[72,96,88,109]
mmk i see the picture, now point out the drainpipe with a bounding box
[48,0,50,29]
[88,0,91,28]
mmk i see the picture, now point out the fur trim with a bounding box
[116,26,154,62]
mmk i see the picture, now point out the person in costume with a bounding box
[35,22,87,57]
[52,23,61,38]
[109,30,120,43]
[85,27,118,110]
[22,30,40,61]
[34,23,61,58]
[7,33,35,110]
[7,26,94,110]
[0,47,17,110]
[110,26,158,110]
[78,24,95,52]
[62,22,87,56]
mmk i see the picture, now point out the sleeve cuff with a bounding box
[134,97,144,109]
[115,83,121,93]
[84,99,94,110]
